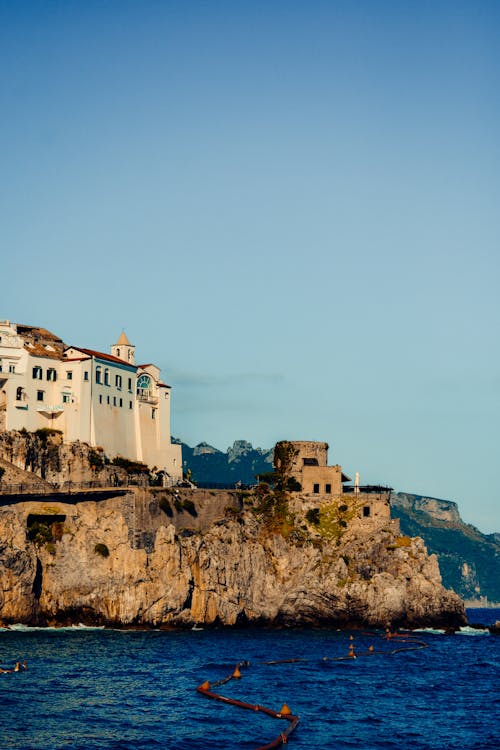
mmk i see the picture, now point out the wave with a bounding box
[0,623,106,632]
[413,626,490,636]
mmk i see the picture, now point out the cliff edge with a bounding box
[0,485,465,629]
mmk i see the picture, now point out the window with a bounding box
[113,396,117,406]
[137,374,151,398]
[325,484,331,494]
[16,387,23,401]
[104,369,110,386]
[9,364,15,373]
[99,395,103,404]
[119,398,123,407]
[107,395,110,404]
[37,390,44,402]
[67,371,73,380]
[128,377,132,392]
[129,401,133,409]
[62,393,71,404]
[32,366,43,380]
[47,368,57,381]
[96,366,102,384]
[115,374,122,389]
[152,408,156,419]
[303,458,319,466]
[84,371,89,381]
[116,348,120,358]
[313,483,320,494]
[363,506,371,518]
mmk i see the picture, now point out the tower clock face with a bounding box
[137,374,151,390]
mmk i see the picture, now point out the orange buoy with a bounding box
[349,635,354,641]
[232,665,242,678]
[280,703,292,716]
[199,681,210,690]
[368,645,374,652]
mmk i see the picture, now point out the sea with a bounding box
[0,608,498,750]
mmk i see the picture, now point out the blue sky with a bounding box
[1,1,499,531]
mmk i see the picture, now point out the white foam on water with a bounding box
[0,623,105,632]
[457,626,490,636]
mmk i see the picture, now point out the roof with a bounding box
[66,347,137,368]
[16,324,63,344]
[16,324,65,360]
[115,331,132,346]
[25,345,63,361]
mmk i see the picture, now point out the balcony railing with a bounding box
[136,389,158,404]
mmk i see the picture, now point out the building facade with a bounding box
[275,440,392,527]
[0,321,181,482]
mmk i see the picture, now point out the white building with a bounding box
[0,321,182,482]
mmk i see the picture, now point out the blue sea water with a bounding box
[0,609,498,750]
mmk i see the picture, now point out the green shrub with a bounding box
[89,448,105,471]
[94,543,110,558]
[35,428,62,442]
[305,508,321,526]
[46,542,56,555]
[111,456,149,475]
[28,521,53,546]
[395,535,412,548]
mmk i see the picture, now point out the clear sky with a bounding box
[1,1,499,532]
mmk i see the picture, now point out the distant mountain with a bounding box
[176,439,500,604]
[392,493,500,605]
[174,438,273,486]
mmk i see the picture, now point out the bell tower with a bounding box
[111,331,135,364]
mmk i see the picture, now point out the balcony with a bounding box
[37,404,64,417]
[136,389,158,405]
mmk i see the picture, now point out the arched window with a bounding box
[16,386,23,401]
[136,374,152,400]
[96,366,102,384]
[104,368,110,386]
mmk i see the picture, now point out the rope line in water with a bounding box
[196,632,428,749]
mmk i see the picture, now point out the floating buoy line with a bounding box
[0,659,28,674]
[196,631,428,749]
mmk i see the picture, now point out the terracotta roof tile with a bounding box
[67,347,137,368]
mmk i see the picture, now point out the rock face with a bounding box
[0,486,466,629]
[392,492,500,604]
[0,430,122,485]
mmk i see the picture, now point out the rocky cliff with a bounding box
[0,431,466,629]
[392,493,500,605]
[0,484,465,629]
[179,439,500,604]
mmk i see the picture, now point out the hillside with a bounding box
[392,493,500,605]
[180,440,500,604]
[174,438,273,486]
